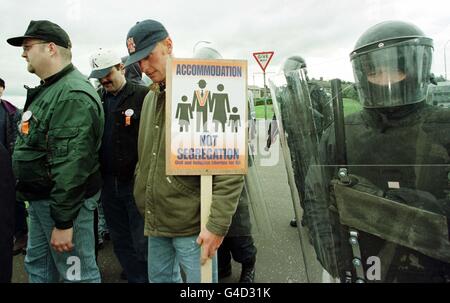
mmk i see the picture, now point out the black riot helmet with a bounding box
[282,55,309,88]
[282,55,307,76]
[193,46,223,60]
[350,20,433,108]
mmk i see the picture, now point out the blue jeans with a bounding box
[148,235,218,283]
[97,200,108,237]
[25,193,101,283]
[101,175,148,283]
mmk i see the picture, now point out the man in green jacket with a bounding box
[7,20,104,282]
[125,19,244,283]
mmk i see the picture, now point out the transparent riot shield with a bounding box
[319,79,450,283]
[268,69,340,282]
[237,146,273,238]
[225,93,273,239]
[329,163,450,283]
[247,91,274,237]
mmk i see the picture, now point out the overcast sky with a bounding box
[1,0,450,104]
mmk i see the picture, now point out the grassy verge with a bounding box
[254,98,362,119]
[255,104,274,119]
[343,98,362,116]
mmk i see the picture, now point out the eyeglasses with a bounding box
[22,42,48,52]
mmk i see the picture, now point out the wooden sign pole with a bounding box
[200,175,213,283]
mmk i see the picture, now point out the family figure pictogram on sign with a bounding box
[175,79,241,133]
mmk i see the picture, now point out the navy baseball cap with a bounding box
[125,19,168,67]
[7,20,71,48]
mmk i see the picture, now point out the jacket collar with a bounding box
[0,99,18,114]
[24,63,76,110]
[41,63,75,87]
[101,81,137,110]
[150,81,165,93]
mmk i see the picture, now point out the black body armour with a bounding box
[338,102,450,282]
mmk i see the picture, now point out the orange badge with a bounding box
[21,111,33,135]
[21,121,29,135]
[125,109,134,126]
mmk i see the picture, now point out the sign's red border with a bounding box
[253,51,274,72]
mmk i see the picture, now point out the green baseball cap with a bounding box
[125,19,168,66]
[7,20,71,49]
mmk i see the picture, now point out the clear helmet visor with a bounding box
[351,40,432,108]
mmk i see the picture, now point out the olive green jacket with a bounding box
[133,86,244,237]
[13,64,104,229]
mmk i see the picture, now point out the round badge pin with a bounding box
[22,111,33,122]
[125,109,134,117]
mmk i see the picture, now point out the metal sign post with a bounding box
[253,51,274,129]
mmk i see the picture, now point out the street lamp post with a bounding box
[445,40,450,80]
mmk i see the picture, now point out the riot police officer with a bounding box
[275,56,332,228]
[282,56,331,138]
[303,20,450,282]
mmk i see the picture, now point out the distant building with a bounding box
[248,85,262,99]
[311,77,331,92]
[427,82,450,108]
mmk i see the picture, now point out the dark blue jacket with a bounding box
[98,81,149,181]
